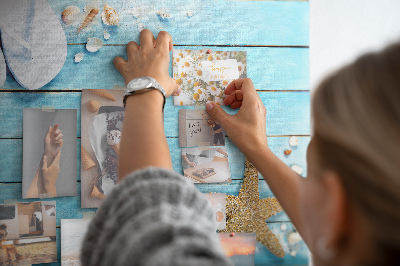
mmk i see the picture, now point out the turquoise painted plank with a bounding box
[1,45,309,91]
[0,183,96,227]
[0,91,310,138]
[48,0,309,46]
[0,136,309,182]
[255,222,309,265]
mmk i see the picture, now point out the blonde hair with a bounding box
[312,42,400,263]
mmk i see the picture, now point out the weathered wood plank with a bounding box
[0,91,310,138]
[0,136,309,182]
[48,0,309,46]
[1,45,309,91]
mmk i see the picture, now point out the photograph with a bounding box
[219,233,256,266]
[179,109,226,148]
[61,219,92,266]
[22,108,77,199]
[173,49,247,106]
[0,201,57,265]
[81,89,125,208]
[205,193,226,230]
[181,147,231,183]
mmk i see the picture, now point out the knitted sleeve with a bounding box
[81,167,232,266]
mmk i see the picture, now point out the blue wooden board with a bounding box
[0,0,310,264]
[2,45,309,91]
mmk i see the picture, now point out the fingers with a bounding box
[171,86,182,96]
[45,126,52,138]
[57,139,64,147]
[126,41,139,60]
[155,31,173,53]
[225,78,257,98]
[113,56,128,74]
[55,133,63,141]
[42,156,48,171]
[205,102,230,127]
[223,90,243,108]
[52,124,59,133]
[139,29,155,53]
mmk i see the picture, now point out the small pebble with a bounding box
[289,136,298,147]
[138,22,145,32]
[280,224,287,231]
[187,10,193,17]
[291,165,303,175]
[104,30,110,40]
[230,232,235,237]
[290,250,297,257]
[74,53,84,63]
[284,150,292,155]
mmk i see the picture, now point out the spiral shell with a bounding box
[62,5,80,25]
[102,3,119,26]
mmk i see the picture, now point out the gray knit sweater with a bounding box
[81,167,232,266]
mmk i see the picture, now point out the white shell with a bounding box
[103,30,110,40]
[289,136,298,147]
[74,53,84,63]
[288,232,302,245]
[280,224,287,231]
[291,165,303,175]
[290,251,297,257]
[129,8,142,18]
[102,3,119,26]
[156,9,171,19]
[187,10,193,17]
[86,37,103,52]
[137,22,145,32]
[62,5,81,25]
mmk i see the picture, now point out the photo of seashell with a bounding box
[87,99,101,113]
[62,5,81,25]
[89,89,116,101]
[102,3,119,26]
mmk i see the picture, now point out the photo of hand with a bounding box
[26,124,63,198]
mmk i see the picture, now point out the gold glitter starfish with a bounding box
[219,159,285,257]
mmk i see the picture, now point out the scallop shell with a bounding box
[137,22,145,32]
[62,5,81,25]
[87,99,101,112]
[289,136,298,147]
[102,3,119,26]
[86,37,103,52]
[74,53,84,63]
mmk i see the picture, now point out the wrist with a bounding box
[125,90,164,110]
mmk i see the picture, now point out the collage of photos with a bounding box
[22,108,77,199]
[80,89,125,208]
[173,49,247,106]
[179,109,226,148]
[61,219,92,265]
[182,147,231,183]
[0,202,57,265]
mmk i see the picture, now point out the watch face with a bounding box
[131,77,151,90]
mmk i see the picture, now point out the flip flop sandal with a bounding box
[0,48,5,87]
[0,0,67,90]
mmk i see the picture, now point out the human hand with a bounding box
[113,30,180,97]
[205,78,269,156]
[189,162,197,167]
[41,152,61,197]
[44,124,63,165]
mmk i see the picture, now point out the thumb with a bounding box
[205,102,230,127]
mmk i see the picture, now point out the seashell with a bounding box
[289,136,298,147]
[74,53,84,63]
[280,224,287,231]
[156,9,171,19]
[86,37,103,52]
[62,5,81,25]
[90,185,106,199]
[77,8,99,33]
[288,232,302,245]
[81,146,96,171]
[102,3,119,26]
[290,165,303,175]
[103,30,110,40]
[89,89,116,101]
[290,251,297,257]
[137,22,145,32]
[284,149,292,155]
[86,99,101,112]
[187,10,193,17]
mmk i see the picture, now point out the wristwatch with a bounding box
[123,77,166,109]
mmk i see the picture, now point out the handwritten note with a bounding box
[188,121,202,137]
[198,59,239,82]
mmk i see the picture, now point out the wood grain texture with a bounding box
[0,136,309,182]
[48,0,309,46]
[0,91,310,138]
[1,45,309,91]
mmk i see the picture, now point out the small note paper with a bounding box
[173,49,247,106]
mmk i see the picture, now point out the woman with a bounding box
[201,113,225,146]
[0,224,24,263]
[81,30,400,265]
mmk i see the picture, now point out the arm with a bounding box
[216,148,228,157]
[204,78,308,244]
[182,154,196,167]
[113,30,179,181]
[201,113,213,130]
[26,156,45,198]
